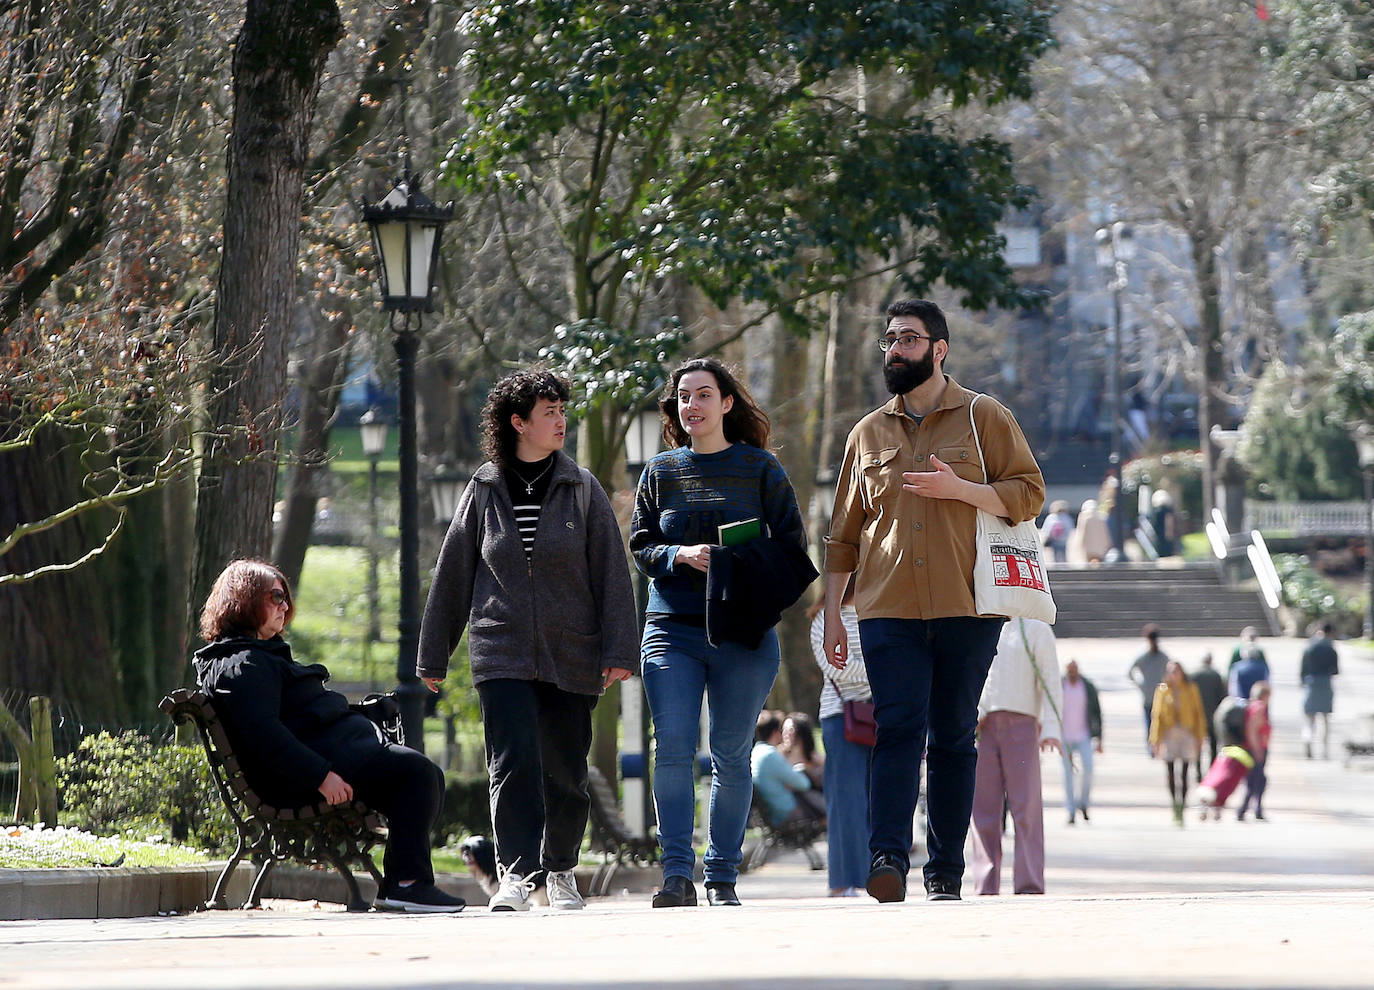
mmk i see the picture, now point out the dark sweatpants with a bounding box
[324,718,445,885]
[477,678,596,878]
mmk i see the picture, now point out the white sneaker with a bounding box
[488,867,534,912]
[546,869,585,911]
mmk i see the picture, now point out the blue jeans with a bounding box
[1061,739,1095,816]
[641,618,780,885]
[821,714,871,891]
[859,615,1003,884]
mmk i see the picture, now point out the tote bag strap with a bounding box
[968,393,988,484]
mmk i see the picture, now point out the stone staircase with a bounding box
[1047,561,1275,638]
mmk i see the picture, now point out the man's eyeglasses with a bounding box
[878,333,932,352]
[267,588,289,607]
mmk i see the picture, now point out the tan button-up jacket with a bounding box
[823,377,1045,620]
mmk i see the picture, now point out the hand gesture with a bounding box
[902,455,966,500]
[822,610,849,669]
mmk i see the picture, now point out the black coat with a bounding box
[704,537,819,650]
[192,636,381,807]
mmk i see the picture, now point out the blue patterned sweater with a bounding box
[630,443,806,617]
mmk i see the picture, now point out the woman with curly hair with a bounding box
[417,367,638,912]
[631,357,813,908]
[193,558,465,913]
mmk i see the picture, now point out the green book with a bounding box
[717,517,763,546]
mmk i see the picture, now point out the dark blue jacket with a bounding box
[705,536,818,650]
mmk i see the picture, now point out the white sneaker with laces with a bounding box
[488,867,534,912]
[546,869,585,910]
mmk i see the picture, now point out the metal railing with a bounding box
[1247,501,1370,537]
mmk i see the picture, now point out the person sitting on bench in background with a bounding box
[193,558,465,914]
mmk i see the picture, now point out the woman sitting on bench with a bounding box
[193,558,465,914]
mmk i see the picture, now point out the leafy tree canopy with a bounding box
[1239,360,1361,501]
[443,0,1054,331]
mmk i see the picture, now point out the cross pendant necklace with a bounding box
[513,458,554,495]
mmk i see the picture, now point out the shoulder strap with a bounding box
[968,393,988,484]
[576,465,592,523]
[475,480,492,545]
[1017,618,1062,729]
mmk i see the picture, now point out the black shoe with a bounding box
[865,852,907,903]
[924,876,962,901]
[374,881,466,914]
[652,875,698,908]
[1067,812,1076,825]
[1080,807,1090,823]
[705,881,741,906]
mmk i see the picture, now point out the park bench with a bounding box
[743,793,825,873]
[584,765,658,896]
[159,688,390,912]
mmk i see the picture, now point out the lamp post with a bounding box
[623,406,663,838]
[1355,428,1374,640]
[359,408,388,649]
[362,173,453,751]
[1095,220,1135,562]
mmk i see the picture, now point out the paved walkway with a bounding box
[3,635,1372,988]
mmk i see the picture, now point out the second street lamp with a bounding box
[1094,220,1135,562]
[362,172,453,751]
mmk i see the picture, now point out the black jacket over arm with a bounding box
[705,538,819,650]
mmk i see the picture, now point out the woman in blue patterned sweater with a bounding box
[630,357,807,908]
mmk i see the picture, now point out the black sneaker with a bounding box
[652,874,698,908]
[924,875,961,901]
[705,881,741,906]
[374,881,466,913]
[865,852,907,903]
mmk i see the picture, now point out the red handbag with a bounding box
[843,699,876,747]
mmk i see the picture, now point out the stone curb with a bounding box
[0,862,253,921]
[0,858,662,919]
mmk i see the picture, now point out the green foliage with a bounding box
[432,772,493,846]
[1240,362,1362,501]
[446,0,1053,319]
[539,319,689,419]
[1325,311,1374,435]
[1273,554,1362,635]
[56,731,234,853]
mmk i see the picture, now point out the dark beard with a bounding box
[884,348,936,394]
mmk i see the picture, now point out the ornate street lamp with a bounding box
[1094,220,1136,562]
[359,408,388,647]
[1355,427,1374,640]
[362,172,453,751]
[429,463,467,526]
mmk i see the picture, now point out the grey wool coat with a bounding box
[416,451,640,695]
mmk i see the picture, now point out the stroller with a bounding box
[1195,745,1255,819]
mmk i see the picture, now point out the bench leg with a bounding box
[208,837,249,909]
[247,858,276,908]
[324,848,370,913]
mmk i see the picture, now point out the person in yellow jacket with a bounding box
[1148,660,1208,825]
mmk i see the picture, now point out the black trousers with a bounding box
[326,718,445,885]
[477,678,596,877]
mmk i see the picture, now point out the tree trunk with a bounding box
[1190,228,1227,519]
[190,0,343,621]
[273,298,357,590]
[0,426,124,723]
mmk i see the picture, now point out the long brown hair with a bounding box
[659,357,771,450]
[198,559,295,641]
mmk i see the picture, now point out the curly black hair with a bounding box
[480,368,572,468]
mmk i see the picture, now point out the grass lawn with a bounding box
[0,826,210,869]
[290,545,399,688]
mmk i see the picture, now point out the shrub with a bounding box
[1273,554,1363,636]
[56,731,235,853]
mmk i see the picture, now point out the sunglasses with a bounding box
[267,588,289,607]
